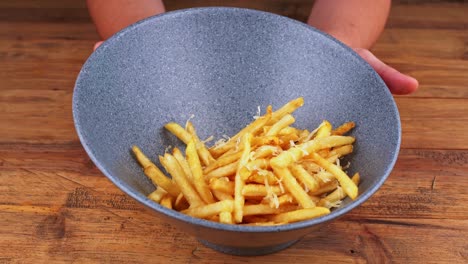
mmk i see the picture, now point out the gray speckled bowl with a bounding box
[73,7,400,256]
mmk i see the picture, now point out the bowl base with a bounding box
[198,238,300,256]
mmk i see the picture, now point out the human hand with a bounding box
[354,48,418,95]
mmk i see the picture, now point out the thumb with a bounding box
[354,48,418,95]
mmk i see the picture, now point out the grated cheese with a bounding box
[184,114,195,129]
[202,135,214,144]
[253,105,261,120]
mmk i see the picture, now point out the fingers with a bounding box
[354,48,419,95]
[93,41,104,51]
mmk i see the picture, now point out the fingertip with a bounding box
[388,74,419,95]
[93,41,103,51]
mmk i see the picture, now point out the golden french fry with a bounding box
[182,200,234,219]
[204,161,238,180]
[210,114,271,158]
[186,122,215,166]
[172,147,193,182]
[331,122,355,136]
[270,207,330,223]
[245,158,270,171]
[147,188,167,203]
[212,190,233,201]
[160,154,205,207]
[243,204,296,216]
[267,97,304,125]
[164,122,192,144]
[315,120,332,138]
[234,133,252,223]
[186,140,215,204]
[310,152,358,199]
[271,166,316,209]
[278,126,300,137]
[250,145,281,160]
[160,194,174,209]
[252,136,280,147]
[203,151,242,174]
[132,146,180,197]
[270,136,355,168]
[242,184,283,197]
[209,178,234,194]
[262,193,295,207]
[289,163,319,192]
[308,180,339,196]
[266,114,295,136]
[219,211,233,224]
[247,170,278,185]
[318,173,360,208]
[328,145,353,158]
[313,170,335,185]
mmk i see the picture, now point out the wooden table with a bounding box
[1,1,467,263]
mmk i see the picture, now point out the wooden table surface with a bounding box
[1,0,467,263]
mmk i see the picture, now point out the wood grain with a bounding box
[0,1,467,263]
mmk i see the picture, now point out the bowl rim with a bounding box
[73,6,401,233]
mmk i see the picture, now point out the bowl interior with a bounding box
[73,7,400,230]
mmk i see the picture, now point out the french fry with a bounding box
[242,184,283,197]
[209,178,234,194]
[308,180,339,196]
[243,204,296,216]
[266,114,295,136]
[245,158,270,171]
[313,170,335,185]
[252,136,280,147]
[262,193,295,207]
[132,146,180,197]
[147,188,167,203]
[234,133,252,223]
[186,122,215,166]
[328,145,353,159]
[289,163,319,192]
[271,166,316,209]
[310,152,358,200]
[271,136,355,168]
[279,126,300,137]
[267,97,304,125]
[182,200,234,219]
[318,173,360,208]
[212,190,233,201]
[172,148,193,182]
[164,122,192,144]
[204,161,238,180]
[186,140,215,204]
[315,120,332,138]
[270,207,330,223]
[219,211,233,224]
[250,145,281,160]
[331,122,355,136]
[203,151,242,174]
[160,154,205,207]
[247,170,277,185]
[210,114,271,158]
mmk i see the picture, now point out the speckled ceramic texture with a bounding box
[73,7,401,256]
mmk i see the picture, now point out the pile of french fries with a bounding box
[132,97,359,225]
